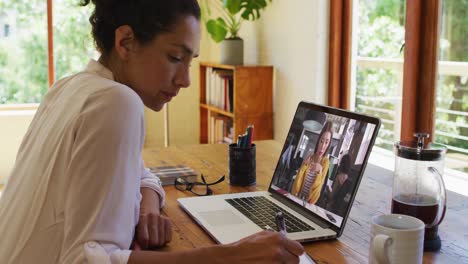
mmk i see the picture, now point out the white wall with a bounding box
[143,107,165,147]
[241,0,330,142]
[0,108,36,182]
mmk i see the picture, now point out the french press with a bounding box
[392,133,447,251]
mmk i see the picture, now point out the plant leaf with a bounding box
[223,0,242,15]
[206,18,228,43]
[240,0,270,21]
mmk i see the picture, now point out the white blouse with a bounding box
[0,60,165,264]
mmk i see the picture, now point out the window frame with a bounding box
[328,0,442,143]
[400,0,441,141]
[328,0,353,110]
[47,0,54,88]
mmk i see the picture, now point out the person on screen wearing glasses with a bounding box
[0,1,304,263]
[291,121,333,205]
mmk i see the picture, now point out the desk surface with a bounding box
[143,140,468,264]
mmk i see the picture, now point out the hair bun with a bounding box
[81,0,200,54]
[80,0,109,7]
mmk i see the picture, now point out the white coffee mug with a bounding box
[369,214,425,264]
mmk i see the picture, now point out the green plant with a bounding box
[203,0,272,43]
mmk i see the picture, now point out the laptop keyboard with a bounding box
[225,196,315,233]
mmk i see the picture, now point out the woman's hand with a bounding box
[225,230,304,264]
[129,230,304,263]
[309,162,323,173]
[132,188,173,250]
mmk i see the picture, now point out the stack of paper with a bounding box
[149,165,197,186]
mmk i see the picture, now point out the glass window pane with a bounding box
[352,0,406,151]
[436,0,468,173]
[54,0,95,81]
[0,1,47,104]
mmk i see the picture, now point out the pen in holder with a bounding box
[228,143,256,186]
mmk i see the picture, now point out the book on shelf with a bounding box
[208,114,233,144]
[225,120,234,143]
[204,67,233,112]
[149,165,197,186]
[205,67,211,105]
[223,136,233,144]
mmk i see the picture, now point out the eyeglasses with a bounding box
[174,174,225,196]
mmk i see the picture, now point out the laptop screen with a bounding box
[270,102,379,228]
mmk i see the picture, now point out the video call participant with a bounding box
[325,154,353,216]
[291,121,333,204]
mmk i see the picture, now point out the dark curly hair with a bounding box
[80,0,200,54]
[337,154,351,174]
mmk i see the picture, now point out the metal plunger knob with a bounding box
[414,132,430,151]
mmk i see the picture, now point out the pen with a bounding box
[276,212,317,264]
[241,132,247,148]
[275,211,317,264]
[245,126,251,148]
[248,125,254,147]
[275,211,287,236]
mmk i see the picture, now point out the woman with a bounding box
[291,121,333,204]
[0,1,303,263]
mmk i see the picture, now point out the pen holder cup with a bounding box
[228,143,256,186]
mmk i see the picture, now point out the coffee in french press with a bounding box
[392,133,447,252]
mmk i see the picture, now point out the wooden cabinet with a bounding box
[199,62,273,144]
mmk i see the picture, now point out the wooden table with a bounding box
[143,140,468,263]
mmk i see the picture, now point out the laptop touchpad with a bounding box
[199,210,245,226]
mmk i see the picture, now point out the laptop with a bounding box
[178,101,381,245]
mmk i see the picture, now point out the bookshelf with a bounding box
[199,62,273,144]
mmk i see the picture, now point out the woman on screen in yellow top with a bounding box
[291,121,333,204]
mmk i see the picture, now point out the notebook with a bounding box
[178,101,380,247]
[149,165,197,186]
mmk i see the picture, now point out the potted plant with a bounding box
[202,0,272,65]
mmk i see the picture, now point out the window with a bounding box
[352,0,406,150]
[340,0,468,173]
[4,24,10,37]
[0,0,94,105]
[436,0,468,172]
[0,1,47,104]
[53,1,94,81]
